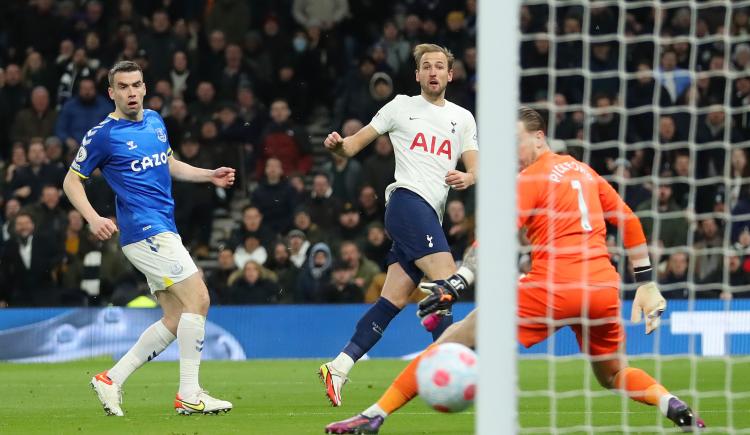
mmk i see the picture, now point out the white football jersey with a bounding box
[369,94,478,221]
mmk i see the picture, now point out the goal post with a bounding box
[476,0,520,433]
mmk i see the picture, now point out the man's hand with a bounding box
[445,170,475,190]
[417,275,467,319]
[211,167,236,188]
[324,131,345,154]
[89,215,118,241]
[631,282,667,335]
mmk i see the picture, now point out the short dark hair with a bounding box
[518,106,547,134]
[108,61,143,87]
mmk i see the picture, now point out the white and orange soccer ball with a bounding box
[416,342,478,413]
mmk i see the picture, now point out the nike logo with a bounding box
[409,117,419,120]
[179,399,206,412]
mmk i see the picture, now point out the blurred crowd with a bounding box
[0,0,477,307]
[520,2,750,300]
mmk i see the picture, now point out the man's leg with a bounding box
[167,272,232,414]
[90,291,179,416]
[414,251,461,340]
[107,291,180,385]
[325,310,477,434]
[322,262,415,406]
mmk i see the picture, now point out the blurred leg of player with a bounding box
[320,252,458,405]
[519,282,704,431]
[324,310,477,434]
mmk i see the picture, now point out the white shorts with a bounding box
[122,232,199,293]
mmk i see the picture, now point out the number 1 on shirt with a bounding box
[571,179,593,232]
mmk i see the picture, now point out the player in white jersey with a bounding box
[318,44,478,406]
[63,61,234,416]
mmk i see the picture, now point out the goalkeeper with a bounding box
[325,107,704,434]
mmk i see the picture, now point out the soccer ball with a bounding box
[416,342,478,413]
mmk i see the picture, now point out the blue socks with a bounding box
[342,297,402,361]
[430,313,454,341]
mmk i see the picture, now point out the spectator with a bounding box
[636,172,689,248]
[0,212,62,306]
[56,48,96,108]
[229,205,275,250]
[3,143,28,187]
[331,202,366,250]
[188,81,220,124]
[54,78,112,151]
[205,0,252,44]
[287,229,311,268]
[363,222,390,271]
[170,51,197,103]
[14,0,63,58]
[0,64,30,135]
[323,152,363,203]
[205,247,237,304]
[172,136,214,254]
[199,30,227,83]
[657,49,691,105]
[378,20,411,74]
[233,234,268,269]
[292,0,350,30]
[729,148,750,209]
[358,185,384,225]
[163,99,193,153]
[333,56,377,127]
[256,98,312,179]
[23,184,67,242]
[236,86,268,148]
[265,241,301,302]
[291,208,325,245]
[588,93,620,175]
[8,139,65,205]
[227,260,281,304]
[339,240,380,290]
[296,242,333,302]
[657,252,690,299]
[362,136,396,208]
[252,157,299,235]
[320,260,364,303]
[693,218,724,287]
[443,199,471,262]
[140,10,182,81]
[216,43,255,102]
[305,172,342,231]
[11,87,57,144]
[1,199,21,247]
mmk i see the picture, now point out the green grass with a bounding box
[0,357,747,434]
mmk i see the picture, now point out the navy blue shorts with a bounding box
[384,188,450,285]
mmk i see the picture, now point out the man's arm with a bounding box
[168,155,236,187]
[323,125,380,158]
[62,170,118,240]
[445,150,478,190]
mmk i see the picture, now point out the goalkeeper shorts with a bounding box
[517,278,623,356]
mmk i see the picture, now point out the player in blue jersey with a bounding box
[63,61,235,416]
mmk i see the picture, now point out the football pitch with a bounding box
[1,358,747,434]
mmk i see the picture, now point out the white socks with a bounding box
[108,320,176,385]
[362,403,388,419]
[177,313,206,399]
[331,353,355,376]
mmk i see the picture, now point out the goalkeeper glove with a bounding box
[417,274,468,319]
[630,281,667,335]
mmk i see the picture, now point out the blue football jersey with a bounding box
[69,109,178,245]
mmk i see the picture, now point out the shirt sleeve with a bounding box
[597,174,647,248]
[461,112,478,153]
[69,124,110,179]
[517,170,539,229]
[369,95,402,135]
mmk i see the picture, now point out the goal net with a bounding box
[516,0,750,432]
